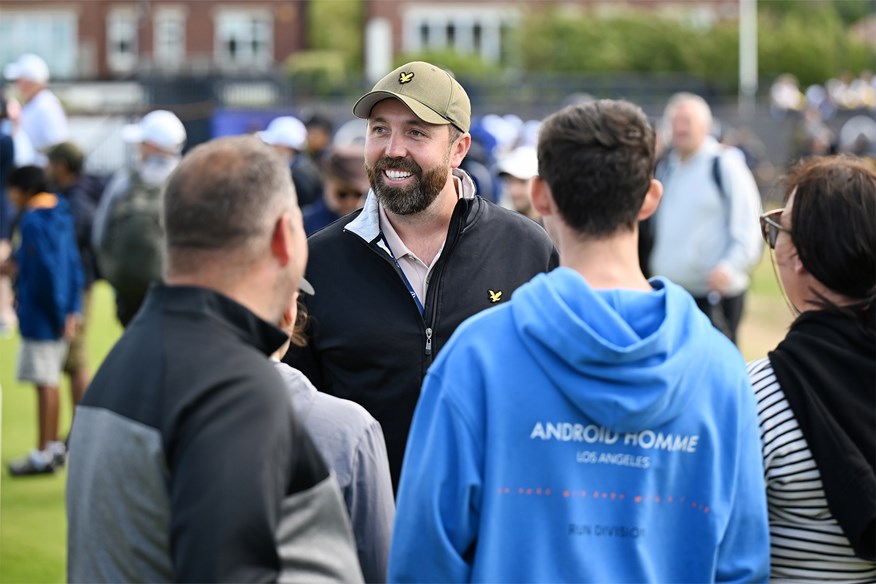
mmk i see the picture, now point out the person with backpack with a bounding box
[47,141,105,408]
[646,93,763,345]
[92,110,186,326]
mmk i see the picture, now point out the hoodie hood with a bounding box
[511,267,715,432]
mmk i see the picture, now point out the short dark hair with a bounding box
[305,114,334,133]
[163,136,295,264]
[47,142,85,174]
[537,99,655,237]
[785,155,876,327]
[7,165,49,197]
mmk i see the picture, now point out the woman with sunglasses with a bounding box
[748,155,875,581]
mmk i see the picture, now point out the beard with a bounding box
[366,154,449,216]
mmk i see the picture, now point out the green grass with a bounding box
[0,282,121,584]
[0,264,792,582]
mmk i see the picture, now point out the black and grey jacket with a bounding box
[66,285,363,583]
[285,170,558,489]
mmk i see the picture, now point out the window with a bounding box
[215,9,273,71]
[107,8,138,74]
[154,8,186,69]
[0,11,77,78]
[403,6,519,64]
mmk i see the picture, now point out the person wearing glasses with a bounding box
[748,155,875,581]
[303,144,370,235]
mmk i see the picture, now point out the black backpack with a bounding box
[639,151,728,278]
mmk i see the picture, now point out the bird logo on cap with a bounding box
[399,71,415,84]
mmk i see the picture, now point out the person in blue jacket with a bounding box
[389,99,770,583]
[3,165,83,476]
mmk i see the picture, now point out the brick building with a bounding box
[0,0,735,81]
[0,0,309,80]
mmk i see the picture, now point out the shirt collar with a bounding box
[345,168,476,244]
[377,204,412,259]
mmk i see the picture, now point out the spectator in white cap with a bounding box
[92,109,187,325]
[258,116,324,207]
[3,53,68,166]
[497,146,541,224]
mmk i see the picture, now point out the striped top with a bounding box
[748,358,876,582]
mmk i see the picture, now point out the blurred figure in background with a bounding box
[92,110,186,326]
[497,145,541,224]
[47,142,104,408]
[259,115,324,207]
[0,94,19,335]
[3,165,82,476]
[3,53,68,166]
[838,115,876,159]
[302,144,369,235]
[769,73,805,119]
[791,105,836,164]
[748,156,875,580]
[305,113,335,167]
[648,92,763,345]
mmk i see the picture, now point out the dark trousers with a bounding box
[694,292,746,346]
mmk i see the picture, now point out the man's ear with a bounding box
[638,179,664,221]
[530,176,555,217]
[280,302,295,329]
[449,132,472,169]
[270,212,293,266]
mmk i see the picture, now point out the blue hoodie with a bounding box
[14,194,83,340]
[390,267,769,583]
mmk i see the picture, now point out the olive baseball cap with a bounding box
[353,61,471,133]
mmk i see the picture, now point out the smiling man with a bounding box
[284,61,557,492]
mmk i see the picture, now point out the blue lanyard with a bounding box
[379,231,425,316]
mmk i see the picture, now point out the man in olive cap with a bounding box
[284,61,558,490]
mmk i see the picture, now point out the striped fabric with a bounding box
[748,358,876,582]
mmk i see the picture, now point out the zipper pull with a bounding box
[425,327,433,356]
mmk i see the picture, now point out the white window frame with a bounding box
[0,10,78,79]
[402,5,519,64]
[107,7,138,74]
[213,8,274,71]
[153,6,187,69]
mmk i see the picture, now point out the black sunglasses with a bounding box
[759,208,790,249]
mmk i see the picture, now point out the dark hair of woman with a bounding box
[784,155,876,331]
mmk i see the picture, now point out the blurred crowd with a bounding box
[1,52,874,583]
[770,72,876,161]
